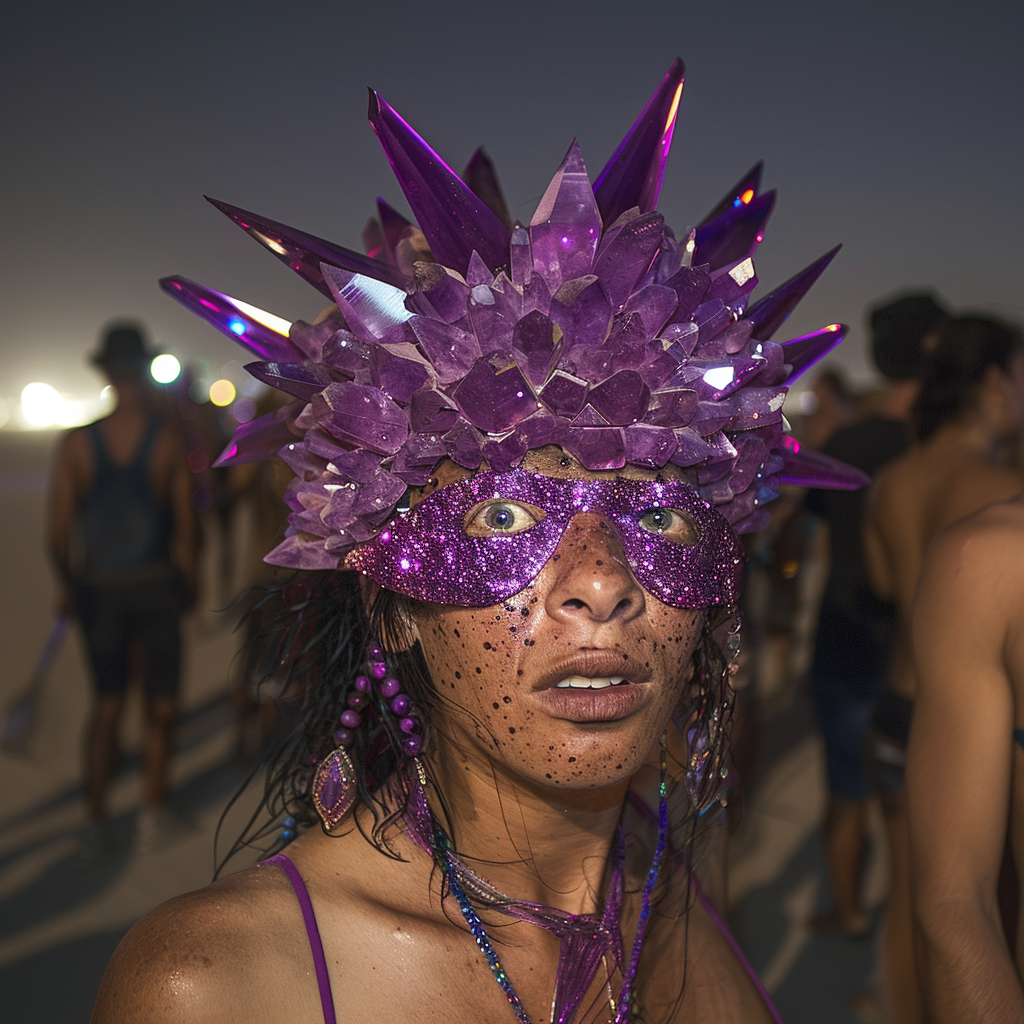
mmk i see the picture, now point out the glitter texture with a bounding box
[347,468,745,608]
[161,60,869,572]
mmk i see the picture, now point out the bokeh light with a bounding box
[21,382,63,428]
[150,353,182,384]
[209,379,237,406]
[231,398,257,424]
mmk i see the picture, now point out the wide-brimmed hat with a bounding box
[91,323,155,370]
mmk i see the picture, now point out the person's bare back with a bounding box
[908,494,1024,1022]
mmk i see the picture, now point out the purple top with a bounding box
[264,853,336,1024]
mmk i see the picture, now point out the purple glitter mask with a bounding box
[160,60,869,572]
[347,468,745,608]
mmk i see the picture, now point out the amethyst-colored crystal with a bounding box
[367,91,511,273]
[482,430,528,474]
[619,285,679,338]
[465,251,492,288]
[442,420,483,469]
[646,387,698,428]
[213,410,298,468]
[548,276,613,349]
[205,196,407,295]
[517,410,562,450]
[409,387,458,433]
[540,370,589,417]
[779,437,870,489]
[587,370,651,425]
[592,212,665,309]
[669,427,718,466]
[408,262,470,324]
[705,257,759,306]
[312,382,409,455]
[781,324,846,382]
[372,348,430,403]
[278,441,327,482]
[160,276,302,363]
[571,405,611,427]
[692,190,774,271]
[322,331,373,378]
[744,245,842,340]
[352,470,407,516]
[693,299,732,347]
[565,427,626,470]
[663,266,711,324]
[243,361,335,401]
[593,58,685,224]
[529,142,602,293]
[512,310,559,387]
[375,198,415,266]
[623,424,677,467]
[453,355,537,434]
[510,226,532,288]
[463,147,514,229]
[467,290,516,357]
[330,449,386,483]
[697,161,764,227]
[321,264,412,344]
[409,316,480,384]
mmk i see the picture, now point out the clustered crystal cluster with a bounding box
[162,59,866,571]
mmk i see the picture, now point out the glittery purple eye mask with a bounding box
[346,469,744,608]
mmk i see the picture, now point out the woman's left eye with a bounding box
[464,500,546,537]
[638,507,699,546]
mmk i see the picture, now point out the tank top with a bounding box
[75,416,174,582]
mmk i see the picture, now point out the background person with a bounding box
[864,314,1024,1022]
[47,323,199,855]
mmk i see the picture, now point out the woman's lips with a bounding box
[532,681,648,722]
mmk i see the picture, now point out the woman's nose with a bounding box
[543,513,646,625]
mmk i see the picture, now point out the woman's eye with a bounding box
[638,507,699,546]
[464,500,546,537]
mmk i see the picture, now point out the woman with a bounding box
[91,60,864,1023]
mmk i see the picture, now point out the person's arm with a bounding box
[46,430,82,611]
[161,428,200,604]
[862,481,895,602]
[907,516,1024,1024]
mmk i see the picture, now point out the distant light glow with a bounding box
[827,323,841,332]
[21,382,63,428]
[226,296,292,336]
[254,231,288,256]
[229,319,246,336]
[209,379,236,406]
[0,398,9,429]
[150,353,181,384]
[664,82,684,134]
[702,366,735,391]
[741,189,755,204]
[797,391,819,415]
[189,380,210,404]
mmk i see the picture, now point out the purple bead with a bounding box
[340,709,362,729]
[390,694,411,716]
[333,728,353,747]
[402,734,423,756]
[381,677,402,699]
[354,674,371,693]
[399,717,418,734]
[371,661,387,680]
[347,692,367,710]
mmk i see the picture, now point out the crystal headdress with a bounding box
[161,59,867,571]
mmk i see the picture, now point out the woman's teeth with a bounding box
[554,676,629,689]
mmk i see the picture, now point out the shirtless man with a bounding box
[864,315,1024,1021]
[908,493,1024,1022]
[48,323,198,854]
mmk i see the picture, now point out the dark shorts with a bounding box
[869,690,914,795]
[75,577,183,700]
[810,674,883,801]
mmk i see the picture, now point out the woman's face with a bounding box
[405,448,706,791]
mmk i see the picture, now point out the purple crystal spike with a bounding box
[592,212,665,309]
[462,147,514,230]
[781,323,846,382]
[160,276,302,363]
[321,263,412,343]
[244,360,336,400]
[529,141,602,292]
[780,437,870,489]
[311,382,409,455]
[368,91,511,273]
[548,276,613,349]
[624,424,677,467]
[593,58,685,224]
[744,245,842,340]
[510,226,532,288]
[692,191,775,272]
[409,316,480,384]
[453,354,537,434]
[512,310,559,387]
[408,263,470,324]
[205,197,407,296]
[697,162,764,227]
[376,198,415,266]
[213,409,297,467]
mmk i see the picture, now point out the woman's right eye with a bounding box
[464,500,546,537]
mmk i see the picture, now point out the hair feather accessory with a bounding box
[161,59,868,572]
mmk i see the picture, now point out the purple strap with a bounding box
[264,853,337,1024]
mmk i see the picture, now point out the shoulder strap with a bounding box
[263,853,337,1024]
[87,421,110,471]
[131,416,163,471]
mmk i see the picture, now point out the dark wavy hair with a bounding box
[913,315,1024,442]
[217,569,736,873]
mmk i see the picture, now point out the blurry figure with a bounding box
[801,368,858,450]
[47,323,199,855]
[805,293,947,944]
[865,314,1024,1022]
[907,490,1024,1023]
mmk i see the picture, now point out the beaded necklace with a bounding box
[406,751,669,1024]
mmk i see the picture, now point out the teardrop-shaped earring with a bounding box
[312,745,357,830]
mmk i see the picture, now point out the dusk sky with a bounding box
[3,0,1021,416]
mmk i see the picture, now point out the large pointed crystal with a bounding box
[781,323,846,382]
[205,197,407,295]
[592,212,665,309]
[312,382,409,455]
[453,354,537,434]
[593,58,685,224]
[692,191,775,272]
[780,437,870,489]
[244,361,336,400]
[160,276,301,363]
[462,148,513,230]
[744,245,842,340]
[321,264,413,343]
[529,142,602,293]
[368,91,511,273]
[587,370,651,425]
[697,162,764,227]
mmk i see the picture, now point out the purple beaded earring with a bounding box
[312,646,425,830]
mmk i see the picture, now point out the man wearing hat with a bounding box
[47,322,198,855]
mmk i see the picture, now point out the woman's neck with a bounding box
[422,747,630,916]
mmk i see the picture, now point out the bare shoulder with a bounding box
[90,863,312,1024]
[928,496,1024,574]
